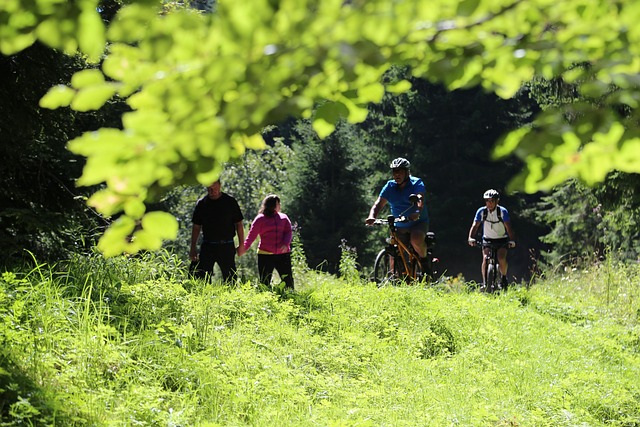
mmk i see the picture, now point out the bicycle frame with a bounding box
[373,215,431,285]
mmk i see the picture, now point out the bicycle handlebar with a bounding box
[482,241,510,249]
[469,239,514,249]
[370,215,409,226]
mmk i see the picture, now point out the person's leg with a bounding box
[410,229,427,258]
[257,254,274,288]
[410,223,429,274]
[197,244,215,280]
[481,247,490,285]
[498,246,508,287]
[275,253,294,290]
[497,247,508,276]
[218,243,238,283]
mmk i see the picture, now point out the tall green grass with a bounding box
[1,252,638,426]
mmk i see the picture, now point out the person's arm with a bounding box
[468,221,480,246]
[235,220,246,256]
[408,192,425,221]
[501,207,516,247]
[243,217,260,253]
[190,224,201,260]
[504,221,516,247]
[365,197,388,225]
[281,215,293,253]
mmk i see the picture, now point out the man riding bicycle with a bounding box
[467,189,516,289]
[365,157,430,268]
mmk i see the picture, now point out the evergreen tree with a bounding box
[526,77,640,267]
[360,76,542,280]
[0,43,127,266]
[284,121,370,273]
[533,174,640,266]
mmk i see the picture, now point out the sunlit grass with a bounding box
[1,254,638,426]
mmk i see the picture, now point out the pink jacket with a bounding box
[243,212,292,254]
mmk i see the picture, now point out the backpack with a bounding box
[475,206,504,240]
[480,206,503,224]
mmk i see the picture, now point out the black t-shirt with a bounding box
[192,193,244,241]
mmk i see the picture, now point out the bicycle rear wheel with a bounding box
[373,249,393,285]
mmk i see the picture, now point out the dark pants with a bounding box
[258,253,294,290]
[196,242,237,282]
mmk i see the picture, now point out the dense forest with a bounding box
[1,0,639,283]
[0,41,535,281]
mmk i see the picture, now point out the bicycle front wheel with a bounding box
[373,249,393,285]
[485,262,498,293]
[411,258,425,284]
[421,253,434,283]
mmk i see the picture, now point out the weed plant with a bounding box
[0,253,638,426]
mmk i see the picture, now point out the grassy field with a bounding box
[1,251,639,426]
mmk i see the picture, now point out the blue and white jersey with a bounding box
[380,176,429,228]
[474,205,510,239]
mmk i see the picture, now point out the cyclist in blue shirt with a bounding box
[365,158,429,266]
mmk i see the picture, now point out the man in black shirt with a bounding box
[190,180,244,282]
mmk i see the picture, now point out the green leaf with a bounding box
[141,211,178,240]
[386,80,412,94]
[124,198,146,219]
[130,229,163,252]
[97,216,136,257]
[343,100,369,124]
[447,59,482,90]
[493,127,531,159]
[579,80,610,98]
[39,85,75,109]
[239,134,267,150]
[70,69,105,89]
[457,0,481,17]
[196,163,223,187]
[0,32,35,55]
[35,18,64,50]
[71,84,117,111]
[107,4,158,43]
[122,110,171,134]
[86,190,126,217]
[312,118,336,139]
[358,82,385,104]
[77,9,105,62]
[313,101,349,138]
[616,138,640,173]
[579,122,625,184]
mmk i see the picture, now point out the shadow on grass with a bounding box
[0,352,60,426]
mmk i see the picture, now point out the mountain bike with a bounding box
[371,215,437,286]
[472,240,509,293]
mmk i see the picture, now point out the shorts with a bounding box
[482,237,509,245]
[396,221,429,245]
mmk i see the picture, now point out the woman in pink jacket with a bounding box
[241,194,294,291]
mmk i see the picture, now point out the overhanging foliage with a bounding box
[3,0,640,254]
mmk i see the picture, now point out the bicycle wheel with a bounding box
[485,262,498,293]
[373,249,393,285]
[422,252,434,283]
[411,257,425,284]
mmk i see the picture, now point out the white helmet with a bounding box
[389,157,410,169]
[483,189,500,200]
